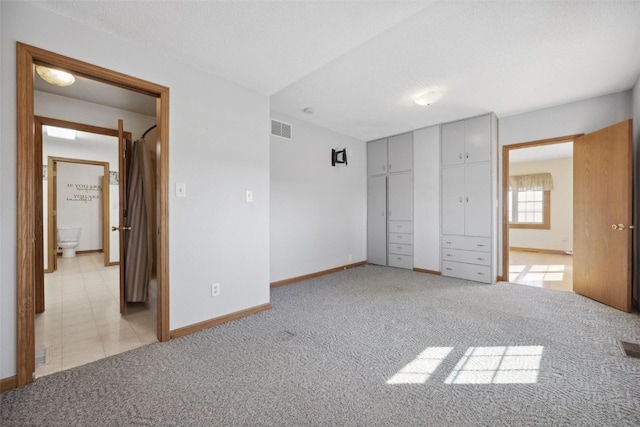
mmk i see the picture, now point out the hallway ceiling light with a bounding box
[35,65,76,87]
[413,90,443,106]
[45,125,76,140]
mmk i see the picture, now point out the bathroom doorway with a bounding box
[16,42,170,387]
[46,157,111,274]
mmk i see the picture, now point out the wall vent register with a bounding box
[271,119,292,139]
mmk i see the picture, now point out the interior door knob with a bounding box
[612,224,618,230]
[617,224,625,231]
[111,226,132,231]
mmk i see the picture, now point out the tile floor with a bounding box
[35,253,157,378]
[508,250,573,292]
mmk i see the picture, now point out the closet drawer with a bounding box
[442,248,490,266]
[389,233,413,245]
[388,254,413,270]
[442,235,490,252]
[388,221,413,233]
[389,243,413,256]
[442,261,492,283]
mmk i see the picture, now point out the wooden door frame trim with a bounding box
[17,42,171,387]
[37,116,131,271]
[501,134,583,281]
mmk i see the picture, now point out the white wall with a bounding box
[413,126,440,271]
[509,157,573,252]
[498,91,633,275]
[632,74,640,307]
[269,112,366,282]
[1,2,270,379]
[56,162,103,250]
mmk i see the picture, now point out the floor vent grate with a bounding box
[618,341,640,359]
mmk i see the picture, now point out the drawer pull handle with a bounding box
[445,241,453,244]
[397,246,402,249]
[446,254,452,257]
[397,257,402,260]
[477,272,485,275]
[477,257,485,261]
[446,267,453,271]
[477,244,485,247]
[397,236,402,239]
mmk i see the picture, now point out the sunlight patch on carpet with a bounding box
[445,346,543,385]
[387,347,453,384]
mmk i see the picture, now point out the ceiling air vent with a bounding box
[271,119,292,140]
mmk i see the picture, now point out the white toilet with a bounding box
[57,227,81,258]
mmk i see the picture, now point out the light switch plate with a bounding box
[176,183,186,197]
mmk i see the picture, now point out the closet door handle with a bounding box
[458,196,463,203]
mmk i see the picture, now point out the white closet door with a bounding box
[464,115,491,164]
[464,163,492,237]
[441,166,465,235]
[367,175,387,265]
[441,121,465,166]
[387,132,413,173]
[367,139,387,176]
[388,173,413,221]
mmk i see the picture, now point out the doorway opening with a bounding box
[16,42,170,387]
[35,118,158,377]
[502,135,582,292]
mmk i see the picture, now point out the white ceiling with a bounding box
[28,1,640,141]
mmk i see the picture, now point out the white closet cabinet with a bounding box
[388,172,413,269]
[367,175,387,266]
[367,133,413,269]
[367,138,388,175]
[441,115,491,166]
[441,114,495,284]
[387,133,413,173]
[367,133,413,176]
[441,163,491,237]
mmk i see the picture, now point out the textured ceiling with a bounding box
[28,1,640,141]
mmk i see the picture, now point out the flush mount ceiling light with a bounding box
[413,90,443,106]
[35,65,76,87]
[303,107,315,115]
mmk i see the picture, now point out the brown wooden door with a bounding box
[116,120,131,314]
[573,120,633,312]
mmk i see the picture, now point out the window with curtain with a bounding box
[508,173,553,229]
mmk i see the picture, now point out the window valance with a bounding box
[509,173,554,191]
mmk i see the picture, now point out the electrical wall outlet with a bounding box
[348,254,353,262]
[211,282,220,297]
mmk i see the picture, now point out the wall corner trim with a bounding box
[270,261,367,288]
[169,303,272,339]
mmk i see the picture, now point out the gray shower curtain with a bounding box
[124,138,155,302]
